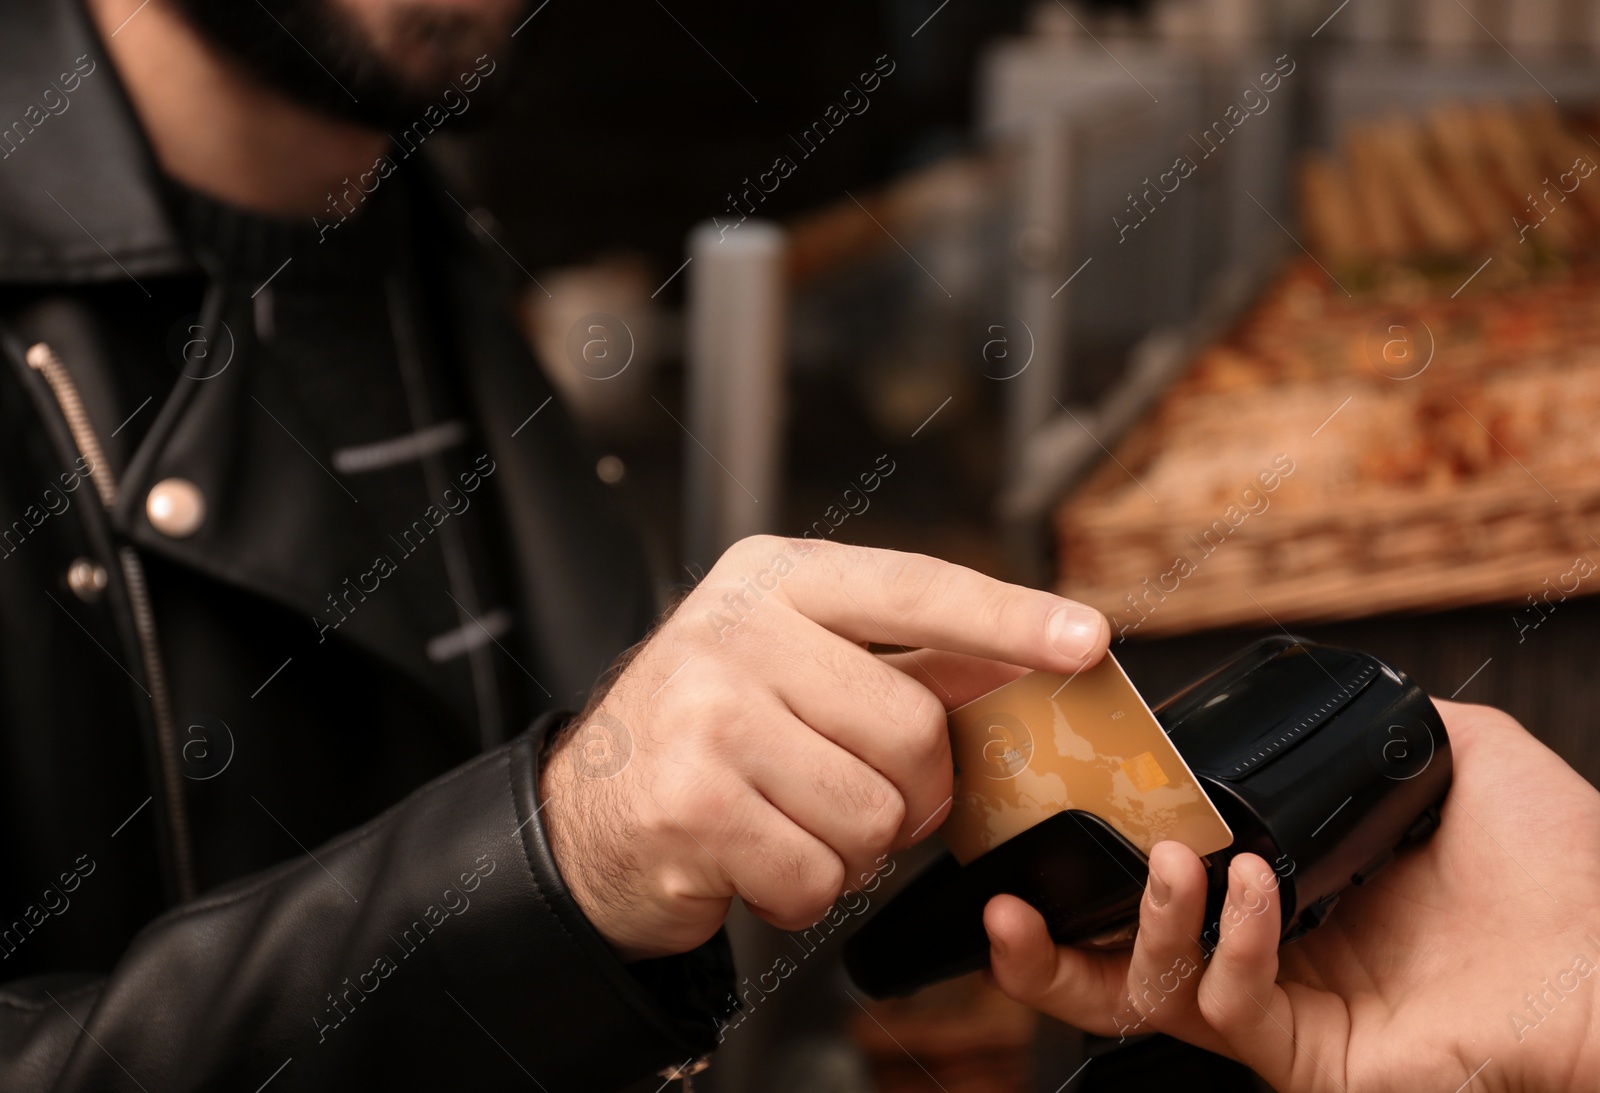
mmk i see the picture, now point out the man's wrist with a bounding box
[534,713,577,801]
[534,713,647,961]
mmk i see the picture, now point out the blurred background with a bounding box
[438,0,1600,1088]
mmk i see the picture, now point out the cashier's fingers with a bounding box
[1194,855,1302,1089]
[986,852,1294,1072]
[875,649,1029,710]
[1117,842,1232,1053]
[983,894,1132,1037]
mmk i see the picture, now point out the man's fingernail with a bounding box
[1049,603,1105,657]
[1147,864,1171,909]
[989,930,1007,959]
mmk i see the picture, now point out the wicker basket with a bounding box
[1055,259,1600,637]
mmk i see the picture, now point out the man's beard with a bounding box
[171,0,518,131]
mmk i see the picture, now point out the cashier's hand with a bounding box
[539,536,1109,962]
[985,700,1600,1093]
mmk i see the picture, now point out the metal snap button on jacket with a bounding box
[146,478,206,538]
[67,558,107,602]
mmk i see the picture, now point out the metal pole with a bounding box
[683,219,787,571]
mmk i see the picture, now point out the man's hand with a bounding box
[984,700,1600,1093]
[539,536,1109,962]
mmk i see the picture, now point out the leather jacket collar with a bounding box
[0,0,193,283]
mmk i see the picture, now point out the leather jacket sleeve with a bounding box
[0,714,728,1092]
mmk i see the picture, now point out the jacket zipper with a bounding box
[25,342,197,902]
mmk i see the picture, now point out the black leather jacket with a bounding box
[0,1,727,1089]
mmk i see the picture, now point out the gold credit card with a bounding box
[939,654,1232,865]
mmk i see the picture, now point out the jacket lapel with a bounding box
[431,217,658,708]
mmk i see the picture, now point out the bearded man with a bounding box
[0,1,1118,1088]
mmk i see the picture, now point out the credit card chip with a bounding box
[1122,751,1170,793]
